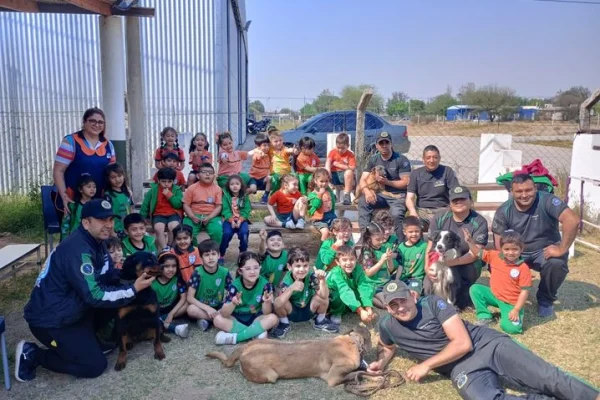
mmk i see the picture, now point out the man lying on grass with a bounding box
[369,281,599,400]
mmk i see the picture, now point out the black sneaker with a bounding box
[15,340,38,382]
[270,322,290,339]
[343,193,352,205]
[313,317,339,333]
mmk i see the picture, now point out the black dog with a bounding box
[114,252,164,371]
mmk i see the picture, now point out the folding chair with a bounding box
[41,186,61,258]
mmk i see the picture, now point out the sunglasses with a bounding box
[87,118,105,126]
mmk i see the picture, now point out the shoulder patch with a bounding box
[80,262,94,276]
[436,299,448,310]
[552,197,561,206]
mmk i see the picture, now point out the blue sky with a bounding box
[246,0,599,110]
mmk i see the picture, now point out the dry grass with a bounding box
[2,237,599,399]
[527,140,574,149]
[396,121,578,138]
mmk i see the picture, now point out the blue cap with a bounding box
[81,199,120,219]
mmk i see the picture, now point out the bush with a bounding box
[0,189,44,239]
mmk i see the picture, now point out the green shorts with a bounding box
[152,214,180,226]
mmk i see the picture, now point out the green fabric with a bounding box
[326,265,374,315]
[470,283,524,334]
[122,235,157,257]
[270,172,297,193]
[381,234,399,252]
[359,247,399,287]
[261,250,289,287]
[280,271,315,308]
[236,319,266,342]
[398,239,428,281]
[221,190,252,221]
[61,201,84,236]
[297,172,312,196]
[191,265,230,308]
[307,188,336,217]
[104,190,133,233]
[496,172,554,192]
[182,214,223,246]
[140,183,183,219]
[315,238,354,270]
[217,173,251,190]
[231,276,270,315]
[151,275,179,309]
[230,319,246,334]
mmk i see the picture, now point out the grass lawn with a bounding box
[1,231,599,399]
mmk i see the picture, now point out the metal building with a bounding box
[0,0,248,195]
[446,105,489,121]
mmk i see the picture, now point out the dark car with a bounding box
[282,110,410,157]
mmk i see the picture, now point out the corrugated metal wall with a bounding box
[0,0,248,194]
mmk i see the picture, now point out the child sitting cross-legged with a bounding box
[213,251,279,345]
[258,229,289,288]
[326,245,376,326]
[271,247,338,338]
[314,217,354,271]
[465,229,532,334]
[170,224,202,283]
[264,174,308,229]
[122,213,157,257]
[186,239,233,332]
[152,252,189,339]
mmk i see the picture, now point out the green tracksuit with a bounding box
[326,265,374,316]
[315,238,355,271]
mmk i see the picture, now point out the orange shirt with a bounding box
[249,149,271,179]
[311,189,334,221]
[171,246,201,283]
[481,250,532,305]
[296,152,320,174]
[217,150,248,176]
[154,189,178,216]
[268,189,301,214]
[189,150,213,170]
[153,170,186,187]
[327,149,356,172]
[184,182,222,215]
[154,147,185,162]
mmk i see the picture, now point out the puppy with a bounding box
[114,252,165,371]
[206,327,371,387]
[427,231,461,304]
[354,165,387,203]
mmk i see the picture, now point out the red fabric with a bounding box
[514,159,558,186]
[428,251,441,264]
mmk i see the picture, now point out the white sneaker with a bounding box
[175,324,189,338]
[285,219,296,229]
[330,315,342,325]
[215,331,237,345]
[295,218,305,229]
[257,331,268,339]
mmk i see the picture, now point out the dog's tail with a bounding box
[206,347,244,368]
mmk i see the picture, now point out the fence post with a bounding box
[355,88,373,178]
[579,88,600,133]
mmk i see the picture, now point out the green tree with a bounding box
[385,91,409,116]
[554,86,591,120]
[336,84,385,112]
[312,89,340,113]
[458,83,519,122]
[249,100,265,114]
[425,93,457,116]
[300,103,317,118]
[408,99,426,115]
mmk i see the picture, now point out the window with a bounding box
[365,113,384,130]
[344,112,357,131]
[311,115,335,132]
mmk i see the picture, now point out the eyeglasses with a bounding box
[198,170,214,175]
[87,119,105,126]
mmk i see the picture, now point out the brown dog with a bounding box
[206,327,371,386]
[354,165,387,203]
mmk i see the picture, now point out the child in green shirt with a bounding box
[315,217,355,271]
[213,251,278,345]
[258,229,289,287]
[397,216,427,290]
[271,247,338,338]
[122,213,157,257]
[186,239,232,331]
[61,174,96,237]
[326,245,376,326]
[151,252,189,338]
[104,163,134,238]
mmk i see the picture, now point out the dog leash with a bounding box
[343,369,405,397]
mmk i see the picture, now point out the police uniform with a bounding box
[492,191,569,307]
[378,285,599,400]
[358,131,412,241]
[22,200,138,379]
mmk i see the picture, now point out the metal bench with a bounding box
[0,244,42,289]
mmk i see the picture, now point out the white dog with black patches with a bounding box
[428,230,461,304]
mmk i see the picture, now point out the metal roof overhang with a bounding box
[0,0,154,17]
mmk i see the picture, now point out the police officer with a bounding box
[358,131,412,240]
[492,174,579,318]
[15,199,155,382]
[370,281,599,400]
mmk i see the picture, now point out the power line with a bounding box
[534,0,600,5]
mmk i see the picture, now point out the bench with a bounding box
[0,244,42,289]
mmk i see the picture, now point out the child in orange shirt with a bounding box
[153,153,187,188]
[170,225,202,283]
[465,229,532,334]
[325,133,356,205]
[216,132,250,189]
[247,133,271,203]
[154,126,185,170]
[187,132,213,186]
[295,136,320,195]
[268,128,297,192]
[265,174,308,229]
[182,163,223,246]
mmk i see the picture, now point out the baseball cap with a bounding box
[382,280,411,304]
[376,131,392,144]
[449,185,471,201]
[81,199,120,219]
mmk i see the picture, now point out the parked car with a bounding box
[282,111,410,157]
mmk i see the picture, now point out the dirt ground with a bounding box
[1,231,599,400]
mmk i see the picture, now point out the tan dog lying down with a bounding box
[206,327,371,386]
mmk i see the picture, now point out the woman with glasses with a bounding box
[53,108,116,214]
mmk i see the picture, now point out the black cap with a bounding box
[382,281,411,304]
[376,131,392,144]
[81,199,120,219]
[449,185,471,201]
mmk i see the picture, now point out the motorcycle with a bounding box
[247,117,272,135]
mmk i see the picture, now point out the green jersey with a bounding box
[122,235,157,258]
[315,238,355,270]
[382,234,399,252]
[326,265,374,316]
[261,250,288,287]
[278,272,319,308]
[105,190,133,233]
[188,265,232,308]
[227,276,272,315]
[359,246,399,287]
[398,239,427,281]
[61,201,84,236]
[151,275,185,310]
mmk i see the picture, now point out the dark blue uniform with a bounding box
[24,226,137,378]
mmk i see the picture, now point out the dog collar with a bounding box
[349,332,365,355]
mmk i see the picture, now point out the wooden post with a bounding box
[579,88,600,133]
[355,88,373,178]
